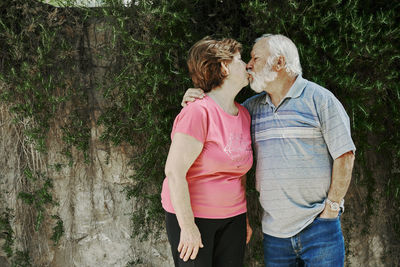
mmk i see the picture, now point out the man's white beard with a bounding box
[248,63,278,93]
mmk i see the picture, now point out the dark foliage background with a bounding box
[0,0,399,265]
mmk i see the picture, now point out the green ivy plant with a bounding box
[0,210,14,257]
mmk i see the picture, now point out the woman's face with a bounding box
[227,52,249,88]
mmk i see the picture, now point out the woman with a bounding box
[161,37,253,267]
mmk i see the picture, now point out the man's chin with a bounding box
[250,83,264,93]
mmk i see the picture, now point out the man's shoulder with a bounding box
[304,79,338,103]
[302,79,348,117]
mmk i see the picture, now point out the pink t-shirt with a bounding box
[161,95,253,218]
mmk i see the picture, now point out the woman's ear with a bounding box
[221,62,230,76]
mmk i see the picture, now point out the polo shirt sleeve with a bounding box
[318,94,356,160]
[171,102,208,143]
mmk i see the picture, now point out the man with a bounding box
[182,34,355,267]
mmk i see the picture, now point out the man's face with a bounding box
[246,39,278,93]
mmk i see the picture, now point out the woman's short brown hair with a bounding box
[187,37,242,93]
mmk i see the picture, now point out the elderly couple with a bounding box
[160,34,356,267]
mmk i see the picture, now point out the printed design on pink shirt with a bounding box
[223,133,252,163]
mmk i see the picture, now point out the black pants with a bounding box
[165,212,246,267]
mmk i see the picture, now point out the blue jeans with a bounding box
[263,215,344,267]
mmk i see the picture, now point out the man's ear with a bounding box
[274,56,286,71]
[221,61,230,76]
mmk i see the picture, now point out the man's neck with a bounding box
[266,74,297,107]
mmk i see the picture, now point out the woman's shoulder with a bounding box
[182,97,211,113]
[178,98,209,118]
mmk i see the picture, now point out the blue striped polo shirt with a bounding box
[242,75,356,238]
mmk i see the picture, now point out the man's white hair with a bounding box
[255,34,302,77]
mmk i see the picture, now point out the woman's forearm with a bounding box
[167,173,196,228]
[164,133,203,229]
[166,170,203,261]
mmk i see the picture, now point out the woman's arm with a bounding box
[165,132,204,262]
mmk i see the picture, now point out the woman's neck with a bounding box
[207,82,240,115]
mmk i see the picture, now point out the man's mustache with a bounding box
[247,70,255,75]
[247,70,256,81]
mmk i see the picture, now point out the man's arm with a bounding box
[181,88,205,107]
[319,151,355,218]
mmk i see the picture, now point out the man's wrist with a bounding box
[319,205,339,218]
[323,207,339,215]
[326,198,344,212]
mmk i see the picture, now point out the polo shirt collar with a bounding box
[285,75,307,98]
[263,75,307,105]
[286,75,307,98]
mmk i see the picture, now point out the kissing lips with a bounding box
[247,73,253,82]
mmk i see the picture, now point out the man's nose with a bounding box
[246,61,252,70]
